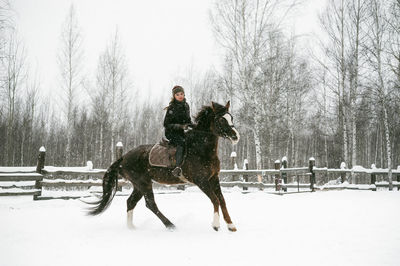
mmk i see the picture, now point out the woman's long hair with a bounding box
[164,96,176,110]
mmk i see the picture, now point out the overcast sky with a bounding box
[13,0,327,106]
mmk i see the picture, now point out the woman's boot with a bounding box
[172,145,184,178]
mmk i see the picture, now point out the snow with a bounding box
[43,166,105,173]
[0,173,42,177]
[1,190,399,266]
[116,142,123,147]
[0,181,35,187]
[309,157,315,161]
[39,146,46,152]
[281,156,287,162]
[352,165,366,172]
[230,151,237,157]
[340,162,347,169]
[0,188,40,193]
[86,161,93,170]
[0,167,36,173]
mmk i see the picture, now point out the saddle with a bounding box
[149,138,183,168]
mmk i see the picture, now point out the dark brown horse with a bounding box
[88,101,240,231]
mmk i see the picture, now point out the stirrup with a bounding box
[172,167,182,178]
[172,167,190,183]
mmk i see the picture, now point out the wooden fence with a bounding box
[1,146,399,200]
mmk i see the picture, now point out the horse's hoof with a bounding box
[127,223,136,230]
[166,224,176,231]
[228,224,237,232]
[213,226,220,231]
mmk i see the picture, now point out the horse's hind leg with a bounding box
[126,188,143,229]
[143,189,175,230]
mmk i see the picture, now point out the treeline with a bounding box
[209,0,400,171]
[1,0,399,172]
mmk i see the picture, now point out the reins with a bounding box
[186,128,216,136]
[187,112,234,138]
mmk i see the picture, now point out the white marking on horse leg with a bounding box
[212,212,220,230]
[227,223,237,232]
[127,210,134,229]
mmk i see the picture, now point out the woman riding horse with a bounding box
[88,101,240,232]
[163,85,193,178]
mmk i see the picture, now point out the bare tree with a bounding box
[319,0,350,167]
[210,0,299,170]
[0,0,12,59]
[20,73,39,165]
[347,0,367,167]
[364,0,393,189]
[1,30,26,165]
[386,0,400,93]
[93,29,132,165]
[58,4,84,166]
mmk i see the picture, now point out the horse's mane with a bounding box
[194,102,228,123]
[194,106,214,124]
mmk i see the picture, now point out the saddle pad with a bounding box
[149,143,176,168]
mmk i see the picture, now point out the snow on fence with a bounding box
[1,146,399,200]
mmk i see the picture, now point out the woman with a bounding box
[163,85,193,177]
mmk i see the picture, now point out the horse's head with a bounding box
[211,101,240,145]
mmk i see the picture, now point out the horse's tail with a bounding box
[87,157,123,216]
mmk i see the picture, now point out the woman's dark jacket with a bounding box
[163,99,192,146]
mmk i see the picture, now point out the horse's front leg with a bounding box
[211,176,237,232]
[196,181,221,231]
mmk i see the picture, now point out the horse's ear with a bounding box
[211,101,217,113]
[225,101,230,110]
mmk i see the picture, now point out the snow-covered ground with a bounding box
[1,189,399,266]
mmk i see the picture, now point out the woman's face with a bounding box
[174,92,185,102]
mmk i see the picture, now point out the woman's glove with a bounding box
[171,124,193,130]
[182,123,195,130]
[170,124,184,130]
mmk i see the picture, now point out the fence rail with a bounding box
[1,146,399,200]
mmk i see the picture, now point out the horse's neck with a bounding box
[187,128,218,159]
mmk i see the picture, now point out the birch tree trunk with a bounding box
[366,0,392,189]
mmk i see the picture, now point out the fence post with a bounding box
[34,146,46,200]
[281,156,288,192]
[116,142,123,160]
[36,146,46,173]
[274,160,281,191]
[397,166,400,191]
[243,159,249,191]
[309,157,315,192]
[340,162,347,183]
[371,164,377,191]
[231,151,238,181]
[86,161,93,170]
[116,142,123,191]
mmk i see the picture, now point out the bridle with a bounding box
[185,112,235,139]
[214,112,235,139]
